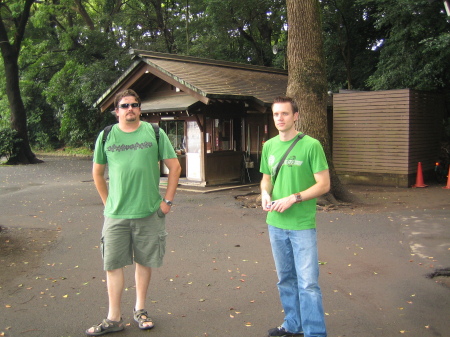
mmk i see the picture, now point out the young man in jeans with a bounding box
[86,89,181,335]
[260,96,329,337]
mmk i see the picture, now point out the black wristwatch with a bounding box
[294,193,303,203]
[163,198,173,206]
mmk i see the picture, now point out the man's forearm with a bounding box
[260,177,273,196]
[164,164,181,201]
[93,176,108,205]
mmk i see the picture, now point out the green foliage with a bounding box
[20,5,129,147]
[366,0,450,90]
[321,0,382,91]
[0,128,22,160]
[1,0,450,155]
[43,55,122,147]
[0,93,10,130]
[188,0,286,66]
[36,146,93,156]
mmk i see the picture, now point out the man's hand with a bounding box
[270,194,296,213]
[261,191,272,212]
[160,201,172,214]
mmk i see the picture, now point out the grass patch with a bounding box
[34,146,93,157]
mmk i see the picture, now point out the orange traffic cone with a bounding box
[443,167,450,189]
[412,162,427,188]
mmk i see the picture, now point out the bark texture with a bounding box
[0,0,42,164]
[286,0,357,203]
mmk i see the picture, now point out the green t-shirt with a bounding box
[260,134,329,230]
[93,122,177,219]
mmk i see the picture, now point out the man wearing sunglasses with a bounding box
[87,89,181,335]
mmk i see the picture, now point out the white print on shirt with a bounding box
[269,154,303,176]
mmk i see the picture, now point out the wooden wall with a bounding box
[333,89,444,187]
[204,151,243,185]
[408,90,444,172]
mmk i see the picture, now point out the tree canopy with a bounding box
[0,0,449,161]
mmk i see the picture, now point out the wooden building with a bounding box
[96,52,446,188]
[95,50,287,186]
[333,89,445,187]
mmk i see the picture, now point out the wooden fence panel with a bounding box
[333,89,444,187]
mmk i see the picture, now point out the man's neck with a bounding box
[118,120,141,133]
[279,129,299,142]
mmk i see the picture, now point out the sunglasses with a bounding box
[118,103,140,109]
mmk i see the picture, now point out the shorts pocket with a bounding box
[159,231,168,259]
[100,237,105,259]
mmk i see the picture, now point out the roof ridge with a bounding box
[129,49,287,75]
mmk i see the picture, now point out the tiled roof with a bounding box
[137,51,288,106]
[95,50,288,111]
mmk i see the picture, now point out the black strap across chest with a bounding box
[273,133,306,184]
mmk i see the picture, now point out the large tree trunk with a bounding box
[0,0,42,164]
[3,48,42,164]
[286,0,357,203]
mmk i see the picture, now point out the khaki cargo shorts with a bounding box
[101,208,167,271]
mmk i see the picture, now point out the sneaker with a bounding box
[267,326,303,336]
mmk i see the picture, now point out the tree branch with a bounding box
[72,0,95,30]
[15,0,35,52]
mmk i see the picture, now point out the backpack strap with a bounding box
[102,124,114,146]
[151,123,161,159]
[102,122,160,150]
[273,133,305,184]
[151,123,160,146]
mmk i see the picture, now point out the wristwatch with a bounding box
[294,193,303,203]
[163,198,173,206]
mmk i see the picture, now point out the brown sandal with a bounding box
[85,318,124,336]
[133,308,154,330]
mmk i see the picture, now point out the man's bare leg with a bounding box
[134,263,153,328]
[107,268,124,321]
[86,268,124,334]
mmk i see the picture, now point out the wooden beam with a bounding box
[194,114,204,133]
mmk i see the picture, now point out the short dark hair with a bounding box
[272,96,298,113]
[114,89,141,108]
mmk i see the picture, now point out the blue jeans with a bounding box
[268,225,327,337]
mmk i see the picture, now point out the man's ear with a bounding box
[294,111,299,121]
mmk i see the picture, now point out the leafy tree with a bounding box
[143,0,177,53]
[24,0,130,146]
[321,0,381,91]
[366,0,450,91]
[286,0,356,202]
[1,0,290,156]
[190,0,286,66]
[3,0,449,158]
[0,0,42,164]
[18,19,61,149]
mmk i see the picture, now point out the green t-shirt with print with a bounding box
[93,122,177,219]
[260,133,329,230]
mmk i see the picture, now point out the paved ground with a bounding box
[0,155,449,337]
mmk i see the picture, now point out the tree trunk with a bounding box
[286,0,357,203]
[0,0,42,165]
[151,0,175,53]
[2,49,42,164]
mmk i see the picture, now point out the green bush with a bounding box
[32,131,53,151]
[0,128,22,161]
